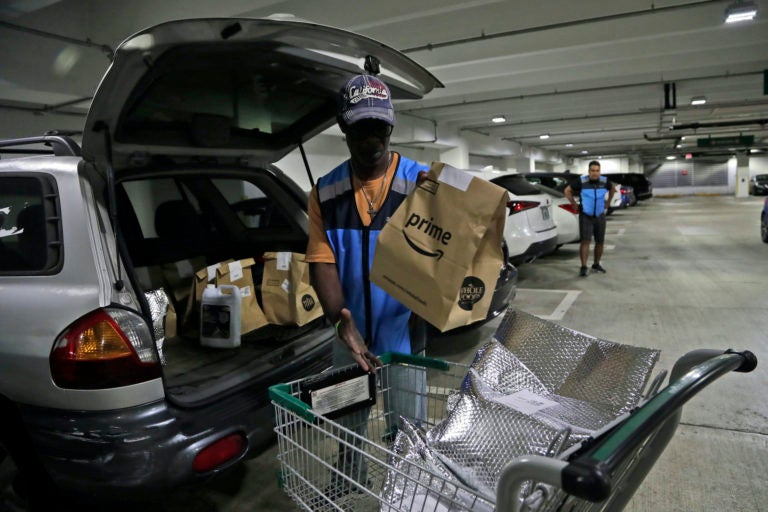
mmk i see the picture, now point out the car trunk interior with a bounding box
[113,165,331,405]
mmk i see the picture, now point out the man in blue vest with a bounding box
[306,73,428,370]
[565,161,615,277]
[306,74,428,498]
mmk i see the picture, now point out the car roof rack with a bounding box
[0,135,81,157]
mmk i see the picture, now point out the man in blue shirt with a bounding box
[565,161,615,277]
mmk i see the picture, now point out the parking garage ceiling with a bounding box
[1,0,766,161]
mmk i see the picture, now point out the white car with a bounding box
[489,175,558,265]
[606,183,623,214]
[532,184,580,247]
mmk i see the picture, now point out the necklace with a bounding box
[358,152,392,217]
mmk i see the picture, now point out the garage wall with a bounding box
[645,154,768,195]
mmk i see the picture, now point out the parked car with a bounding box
[531,184,580,247]
[0,17,456,508]
[761,197,768,243]
[604,173,653,200]
[523,172,578,192]
[523,172,622,215]
[750,174,768,195]
[620,184,637,207]
[606,182,624,214]
[489,174,558,264]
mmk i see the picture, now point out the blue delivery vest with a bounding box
[316,154,426,355]
[580,175,608,217]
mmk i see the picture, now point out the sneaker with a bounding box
[592,263,607,273]
[579,266,588,277]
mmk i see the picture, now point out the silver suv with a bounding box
[0,17,440,507]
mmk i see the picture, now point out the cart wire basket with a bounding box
[270,348,756,512]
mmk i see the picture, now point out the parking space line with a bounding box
[517,289,582,321]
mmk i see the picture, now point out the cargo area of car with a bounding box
[114,166,332,404]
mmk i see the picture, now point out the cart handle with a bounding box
[269,383,315,422]
[379,352,451,371]
[496,349,757,510]
[269,353,450,422]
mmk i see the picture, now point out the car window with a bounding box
[755,175,768,183]
[117,48,333,147]
[0,174,62,273]
[123,178,203,238]
[491,175,542,195]
[211,178,291,229]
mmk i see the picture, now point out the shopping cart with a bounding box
[270,348,756,512]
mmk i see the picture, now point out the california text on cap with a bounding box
[340,74,395,126]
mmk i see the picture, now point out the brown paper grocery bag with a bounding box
[158,256,204,334]
[216,258,269,335]
[261,252,323,326]
[370,162,507,331]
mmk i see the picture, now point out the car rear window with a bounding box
[0,174,63,274]
[211,178,292,229]
[491,175,542,196]
[116,46,336,149]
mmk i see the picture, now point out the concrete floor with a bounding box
[4,195,766,511]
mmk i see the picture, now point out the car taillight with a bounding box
[193,433,246,473]
[506,200,539,215]
[620,187,628,194]
[558,203,579,215]
[51,308,161,389]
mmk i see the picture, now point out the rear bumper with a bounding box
[509,234,558,265]
[17,337,333,504]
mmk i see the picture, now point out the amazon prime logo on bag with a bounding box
[301,294,316,311]
[402,213,451,260]
[458,276,485,311]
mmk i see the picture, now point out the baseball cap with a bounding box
[339,74,395,127]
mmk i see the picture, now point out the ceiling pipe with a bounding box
[0,102,88,117]
[669,118,768,130]
[644,120,768,140]
[0,20,114,60]
[400,0,724,54]
[397,71,762,114]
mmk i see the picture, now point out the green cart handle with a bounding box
[378,351,451,371]
[269,352,451,422]
[269,383,315,422]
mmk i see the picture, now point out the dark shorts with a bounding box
[579,213,607,243]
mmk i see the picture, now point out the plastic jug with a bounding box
[200,284,242,348]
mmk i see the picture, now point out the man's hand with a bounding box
[336,308,382,373]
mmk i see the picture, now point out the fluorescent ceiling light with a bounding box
[565,143,573,147]
[539,134,550,139]
[725,1,757,22]
[581,150,589,154]
[491,115,506,123]
[691,96,707,105]
[666,155,676,160]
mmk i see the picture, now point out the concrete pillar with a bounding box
[513,156,534,174]
[438,139,469,168]
[735,152,750,198]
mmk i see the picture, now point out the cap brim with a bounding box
[343,108,395,126]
